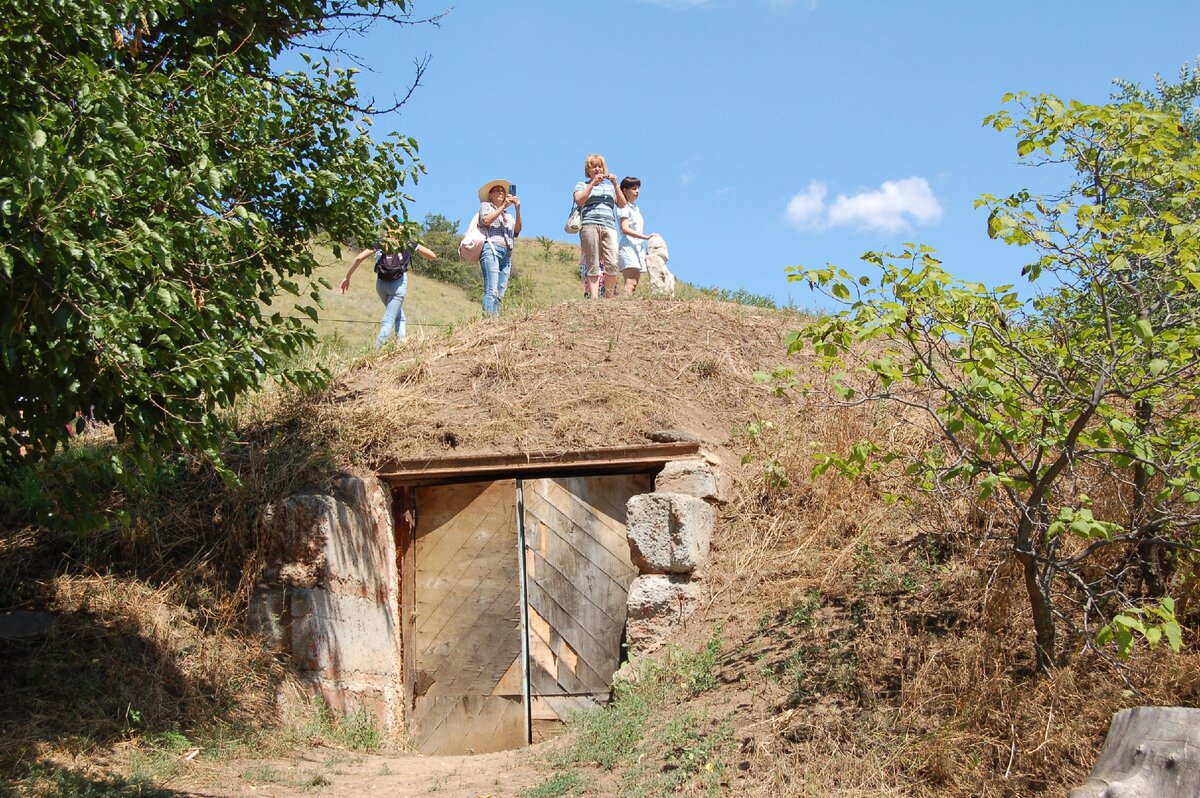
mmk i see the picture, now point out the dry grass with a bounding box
[310,299,801,467]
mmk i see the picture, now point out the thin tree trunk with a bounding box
[1133,399,1167,596]
[1017,515,1056,673]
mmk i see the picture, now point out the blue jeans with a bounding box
[375,274,407,346]
[479,242,511,316]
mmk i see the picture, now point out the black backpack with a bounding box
[374,249,412,280]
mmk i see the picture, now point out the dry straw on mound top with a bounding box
[315,299,805,466]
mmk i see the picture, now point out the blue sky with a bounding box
[333,1,1200,306]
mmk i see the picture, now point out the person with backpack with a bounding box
[475,179,522,316]
[340,224,436,347]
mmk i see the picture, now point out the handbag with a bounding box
[564,201,583,234]
[458,212,485,262]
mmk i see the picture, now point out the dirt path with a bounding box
[166,745,551,798]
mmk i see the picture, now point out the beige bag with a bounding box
[564,202,583,234]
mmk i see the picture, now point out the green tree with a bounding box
[775,92,1200,673]
[0,0,426,475]
[411,212,482,294]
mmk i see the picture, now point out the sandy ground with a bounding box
[166,745,553,798]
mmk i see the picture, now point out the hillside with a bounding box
[3,298,1198,798]
[298,237,606,349]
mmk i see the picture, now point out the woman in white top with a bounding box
[617,176,657,296]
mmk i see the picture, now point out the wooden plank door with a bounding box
[410,480,525,755]
[521,474,651,737]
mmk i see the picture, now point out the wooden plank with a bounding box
[426,573,522,697]
[412,696,526,755]
[377,442,701,485]
[526,476,643,573]
[528,617,594,696]
[525,579,614,692]
[526,540,628,632]
[414,480,514,589]
[523,487,636,586]
[493,655,524,697]
[414,481,517,664]
[415,553,515,679]
[529,695,609,745]
[531,490,630,568]
[523,475,647,697]
[531,694,607,721]
[416,544,517,672]
[531,718,563,744]
[411,479,525,753]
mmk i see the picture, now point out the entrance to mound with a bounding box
[381,443,698,755]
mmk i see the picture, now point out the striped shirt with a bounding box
[575,180,619,230]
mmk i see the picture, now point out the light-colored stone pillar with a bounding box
[623,490,715,650]
[250,475,402,733]
[625,575,707,649]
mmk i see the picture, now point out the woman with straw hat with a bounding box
[475,179,521,316]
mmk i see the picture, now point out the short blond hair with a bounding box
[584,153,607,177]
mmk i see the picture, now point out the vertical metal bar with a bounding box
[515,478,533,745]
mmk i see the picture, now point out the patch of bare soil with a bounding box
[164,745,549,798]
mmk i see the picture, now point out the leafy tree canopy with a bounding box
[0,0,425,476]
[774,84,1200,672]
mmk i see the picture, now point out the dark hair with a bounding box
[620,176,641,191]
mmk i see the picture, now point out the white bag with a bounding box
[458,213,485,262]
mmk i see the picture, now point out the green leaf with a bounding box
[1163,621,1183,652]
[1132,319,1154,342]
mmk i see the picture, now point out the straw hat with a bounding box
[478,179,511,202]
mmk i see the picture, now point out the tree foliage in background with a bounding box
[0,0,426,476]
[774,87,1200,673]
[410,212,484,294]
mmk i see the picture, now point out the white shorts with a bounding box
[618,245,646,272]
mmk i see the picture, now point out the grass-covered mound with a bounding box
[3,297,1197,798]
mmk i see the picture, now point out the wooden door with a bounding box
[410,480,525,755]
[521,475,651,738]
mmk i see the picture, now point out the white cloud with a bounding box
[784,177,942,233]
[828,177,942,232]
[784,180,828,229]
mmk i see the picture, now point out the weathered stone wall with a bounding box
[250,475,403,733]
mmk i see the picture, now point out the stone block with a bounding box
[654,458,730,505]
[626,492,714,574]
[289,588,400,677]
[258,475,394,600]
[625,574,705,650]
